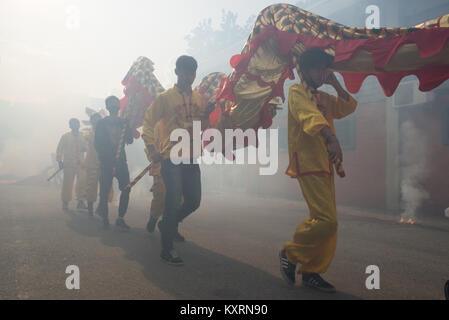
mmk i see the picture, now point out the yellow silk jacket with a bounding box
[286,82,357,178]
[142,86,208,160]
[56,132,86,168]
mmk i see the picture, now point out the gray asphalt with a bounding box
[0,184,448,300]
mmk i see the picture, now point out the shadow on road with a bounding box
[66,212,360,300]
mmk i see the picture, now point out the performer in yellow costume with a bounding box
[56,118,87,212]
[279,48,357,293]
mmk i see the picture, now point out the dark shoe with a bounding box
[77,201,87,210]
[302,273,336,293]
[174,231,185,242]
[279,249,296,286]
[160,249,184,266]
[146,217,158,233]
[116,218,131,231]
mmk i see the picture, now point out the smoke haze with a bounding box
[0,0,297,179]
[399,120,430,220]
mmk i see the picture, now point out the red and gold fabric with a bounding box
[120,56,165,139]
[196,72,229,128]
[213,3,449,133]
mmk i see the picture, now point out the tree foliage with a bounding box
[185,10,255,77]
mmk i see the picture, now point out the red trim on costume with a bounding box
[288,151,331,179]
[288,90,344,180]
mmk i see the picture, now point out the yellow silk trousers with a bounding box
[77,169,87,201]
[85,167,100,203]
[61,167,82,202]
[284,172,338,275]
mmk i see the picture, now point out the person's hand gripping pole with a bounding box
[125,144,171,191]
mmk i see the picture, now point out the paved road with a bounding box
[0,185,448,300]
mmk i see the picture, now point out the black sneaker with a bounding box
[116,218,131,231]
[160,249,184,266]
[302,273,336,293]
[146,217,158,233]
[279,249,296,286]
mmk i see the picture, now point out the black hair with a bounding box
[176,55,198,73]
[299,48,334,72]
[69,118,80,125]
[105,96,120,108]
[105,96,120,116]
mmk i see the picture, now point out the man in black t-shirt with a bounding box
[95,96,134,230]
